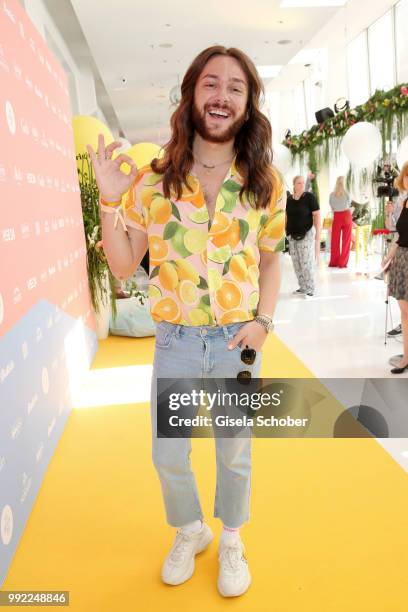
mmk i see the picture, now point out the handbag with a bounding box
[322,215,333,230]
[351,200,371,226]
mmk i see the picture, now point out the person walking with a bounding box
[286,175,320,297]
[87,45,285,597]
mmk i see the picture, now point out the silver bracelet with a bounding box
[254,314,274,332]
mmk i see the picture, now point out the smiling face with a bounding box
[192,55,249,144]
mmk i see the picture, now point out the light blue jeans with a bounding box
[150,320,262,528]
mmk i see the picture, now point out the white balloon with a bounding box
[397,136,408,169]
[342,121,382,168]
[273,143,292,175]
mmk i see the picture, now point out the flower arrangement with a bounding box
[77,152,117,321]
[283,83,408,159]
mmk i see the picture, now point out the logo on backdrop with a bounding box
[0,505,13,546]
[5,100,16,134]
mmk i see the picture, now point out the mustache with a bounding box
[204,103,233,114]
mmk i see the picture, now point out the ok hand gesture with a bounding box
[86,134,138,203]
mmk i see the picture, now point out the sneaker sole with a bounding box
[161,527,214,586]
[217,571,252,598]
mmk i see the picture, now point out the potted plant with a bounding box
[77,152,117,336]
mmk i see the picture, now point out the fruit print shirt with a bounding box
[103,161,286,327]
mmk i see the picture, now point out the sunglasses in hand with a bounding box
[237,344,257,383]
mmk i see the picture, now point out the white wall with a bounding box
[267,0,399,210]
[20,0,113,130]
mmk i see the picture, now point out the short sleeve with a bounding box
[258,177,287,253]
[308,193,320,212]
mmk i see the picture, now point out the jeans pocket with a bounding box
[155,325,175,349]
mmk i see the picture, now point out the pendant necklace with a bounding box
[194,155,234,176]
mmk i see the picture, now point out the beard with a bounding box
[191,102,247,143]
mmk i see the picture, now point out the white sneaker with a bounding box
[161,523,213,585]
[217,540,251,597]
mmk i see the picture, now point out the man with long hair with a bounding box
[87,45,285,598]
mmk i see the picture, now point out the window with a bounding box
[293,83,307,133]
[395,0,408,82]
[346,32,369,106]
[368,10,395,93]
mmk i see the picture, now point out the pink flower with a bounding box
[400,86,408,96]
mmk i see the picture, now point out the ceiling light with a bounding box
[256,65,283,78]
[277,39,292,45]
[280,0,346,6]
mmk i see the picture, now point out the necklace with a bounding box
[194,155,234,175]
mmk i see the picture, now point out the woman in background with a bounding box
[328,176,352,268]
[286,175,321,297]
[383,162,408,374]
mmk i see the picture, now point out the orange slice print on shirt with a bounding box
[151,297,181,323]
[211,217,241,249]
[149,235,169,265]
[220,309,249,325]
[215,280,243,311]
[177,176,206,208]
[209,211,230,235]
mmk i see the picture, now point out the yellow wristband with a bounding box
[100,197,121,207]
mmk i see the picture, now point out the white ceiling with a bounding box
[53,0,344,144]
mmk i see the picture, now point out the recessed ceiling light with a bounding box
[257,65,283,78]
[278,39,292,45]
[165,23,171,27]
[280,0,346,6]
[159,43,173,48]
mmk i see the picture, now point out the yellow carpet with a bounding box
[3,335,408,611]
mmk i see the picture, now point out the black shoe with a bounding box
[387,324,402,337]
[391,363,408,374]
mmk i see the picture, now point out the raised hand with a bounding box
[385,200,394,215]
[86,134,138,202]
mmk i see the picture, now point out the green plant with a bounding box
[283,82,408,161]
[77,152,117,321]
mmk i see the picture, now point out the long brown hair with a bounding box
[151,45,278,210]
[334,176,346,198]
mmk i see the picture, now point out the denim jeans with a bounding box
[150,320,262,528]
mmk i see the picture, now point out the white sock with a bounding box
[179,519,203,534]
[220,525,241,546]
